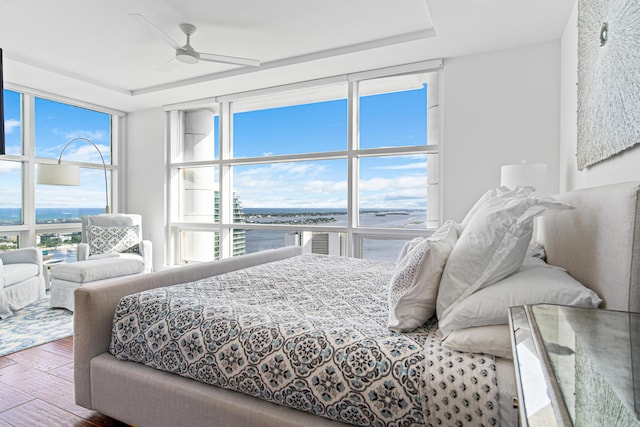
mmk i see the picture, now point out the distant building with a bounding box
[213,192,246,259]
[285,231,343,256]
[179,191,246,262]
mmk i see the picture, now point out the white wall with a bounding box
[559,1,640,191]
[442,41,562,222]
[125,108,166,271]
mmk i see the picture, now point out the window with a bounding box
[35,98,113,224]
[233,89,347,157]
[34,97,112,163]
[169,61,441,263]
[0,87,121,256]
[180,230,220,263]
[0,233,19,252]
[233,160,348,217]
[177,109,219,162]
[0,160,22,225]
[178,166,219,223]
[361,238,407,262]
[3,90,21,155]
[358,155,429,228]
[359,73,428,149]
[35,168,113,225]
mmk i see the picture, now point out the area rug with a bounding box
[0,292,74,357]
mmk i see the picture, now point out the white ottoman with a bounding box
[49,256,145,311]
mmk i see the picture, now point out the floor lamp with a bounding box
[37,137,111,214]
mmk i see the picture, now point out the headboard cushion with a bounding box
[536,181,640,313]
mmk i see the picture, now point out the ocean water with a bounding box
[241,208,426,261]
[1,208,426,262]
[0,208,106,226]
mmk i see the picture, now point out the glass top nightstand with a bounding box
[509,304,640,427]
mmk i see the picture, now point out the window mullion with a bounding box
[22,93,36,247]
[219,101,232,259]
[347,80,359,258]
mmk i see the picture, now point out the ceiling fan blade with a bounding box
[129,13,182,50]
[155,57,179,72]
[199,52,260,67]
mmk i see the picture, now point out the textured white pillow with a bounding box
[461,185,535,226]
[395,237,425,263]
[388,220,458,332]
[87,224,141,255]
[436,193,573,324]
[439,257,602,335]
[442,325,513,359]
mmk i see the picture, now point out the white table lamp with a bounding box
[500,161,548,194]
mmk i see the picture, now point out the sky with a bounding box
[229,87,428,210]
[1,84,429,211]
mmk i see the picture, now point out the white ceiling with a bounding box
[0,0,575,113]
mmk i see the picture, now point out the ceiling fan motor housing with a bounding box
[176,47,200,64]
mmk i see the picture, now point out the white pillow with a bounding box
[442,325,513,359]
[388,220,458,332]
[436,193,573,323]
[395,236,425,263]
[438,257,602,335]
[87,224,141,255]
[461,185,535,226]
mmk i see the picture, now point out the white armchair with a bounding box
[77,213,152,273]
[49,214,153,311]
[0,248,46,318]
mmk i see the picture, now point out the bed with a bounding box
[74,181,640,427]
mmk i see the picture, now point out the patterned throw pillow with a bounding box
[86,224,141,255]
[387,220,458,332]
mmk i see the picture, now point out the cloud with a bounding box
[303,180,347,193]
[232,161,426,210]
[0,161,22,173]
[45,140,111,164]
[68,142,111,163]
[270,162,327,176]
[372,161,427,171]
[4,119,20,134]
[35,185,106,209]
[234,163,345,209]
[359,174,427,209]
[0,186,21,206]
[61,130,109,143]
[360,173,426,189]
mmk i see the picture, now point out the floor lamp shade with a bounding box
[500,162,548,193]
[37,163,81,186]
[36,137,111,213]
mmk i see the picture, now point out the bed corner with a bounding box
[74,246,302,409]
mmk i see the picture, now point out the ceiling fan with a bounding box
[129,13,261,70]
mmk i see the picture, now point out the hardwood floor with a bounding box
[0,337,128,426]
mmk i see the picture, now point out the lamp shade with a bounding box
[500,162,548,193]
[37,163,81,186]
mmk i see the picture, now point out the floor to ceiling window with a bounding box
[168,60,441,263]
[0,86,122,261]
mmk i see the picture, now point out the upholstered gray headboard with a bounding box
[536,181,640,313]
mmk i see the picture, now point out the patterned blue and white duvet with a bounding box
[110,254,498,426]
